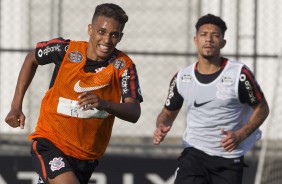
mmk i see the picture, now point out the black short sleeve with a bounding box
[164,73,183,111]
[35,37,70,65]
[238,65,264,107]
[120,64,143,102]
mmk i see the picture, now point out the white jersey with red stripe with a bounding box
[176,59,261,158]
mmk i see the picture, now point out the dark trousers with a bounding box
[174,147,244,184]
[31,138,98,184]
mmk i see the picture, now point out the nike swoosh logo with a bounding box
[74,80,108,92]
[194,100,213,107]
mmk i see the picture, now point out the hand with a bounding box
[77,91,108,111]
[5,109,26,129]
[153,126,171,145]
[221,128,242,152]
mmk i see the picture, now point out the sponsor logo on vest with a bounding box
[181,74,192,82]
[38,44,61,57]
[74,80,108,92]
[68,51,83,62]
[221,76,234,85]
[194,100,213,107]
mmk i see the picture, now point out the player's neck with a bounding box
[197,57,223,74]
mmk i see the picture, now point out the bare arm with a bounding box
[221,97,269,151]
[5,50,38,129]
[100,97,141,123]
[153,107,180,145]
[77,93,141,123]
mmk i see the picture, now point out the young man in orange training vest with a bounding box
[5,3,143,184]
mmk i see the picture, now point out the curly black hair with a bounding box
[195,14,227,37]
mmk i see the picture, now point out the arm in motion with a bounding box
[221,98,269,152]
[5,50,38,129]
[153,108,180,145]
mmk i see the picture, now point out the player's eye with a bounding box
[199,32,207,36]
[212,33,220,38]
[111,32,120,38]
[98,30,105,35]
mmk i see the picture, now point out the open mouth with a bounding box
[98,44,111,53]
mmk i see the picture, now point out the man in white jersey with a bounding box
[153,14,269,184]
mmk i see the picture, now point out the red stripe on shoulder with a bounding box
[194,62,198,71]
[36,38,69,48]
[129,65,137,99]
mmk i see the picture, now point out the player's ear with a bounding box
[88,24,93,36]
[194,36,199,47]
[220,39,226,49]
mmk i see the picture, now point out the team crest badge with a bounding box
[49,157,65,171]
[68,51,83,62]
[114,59,125,69]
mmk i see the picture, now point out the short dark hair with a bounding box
[195,14,227,37]
[92,3,128,31]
